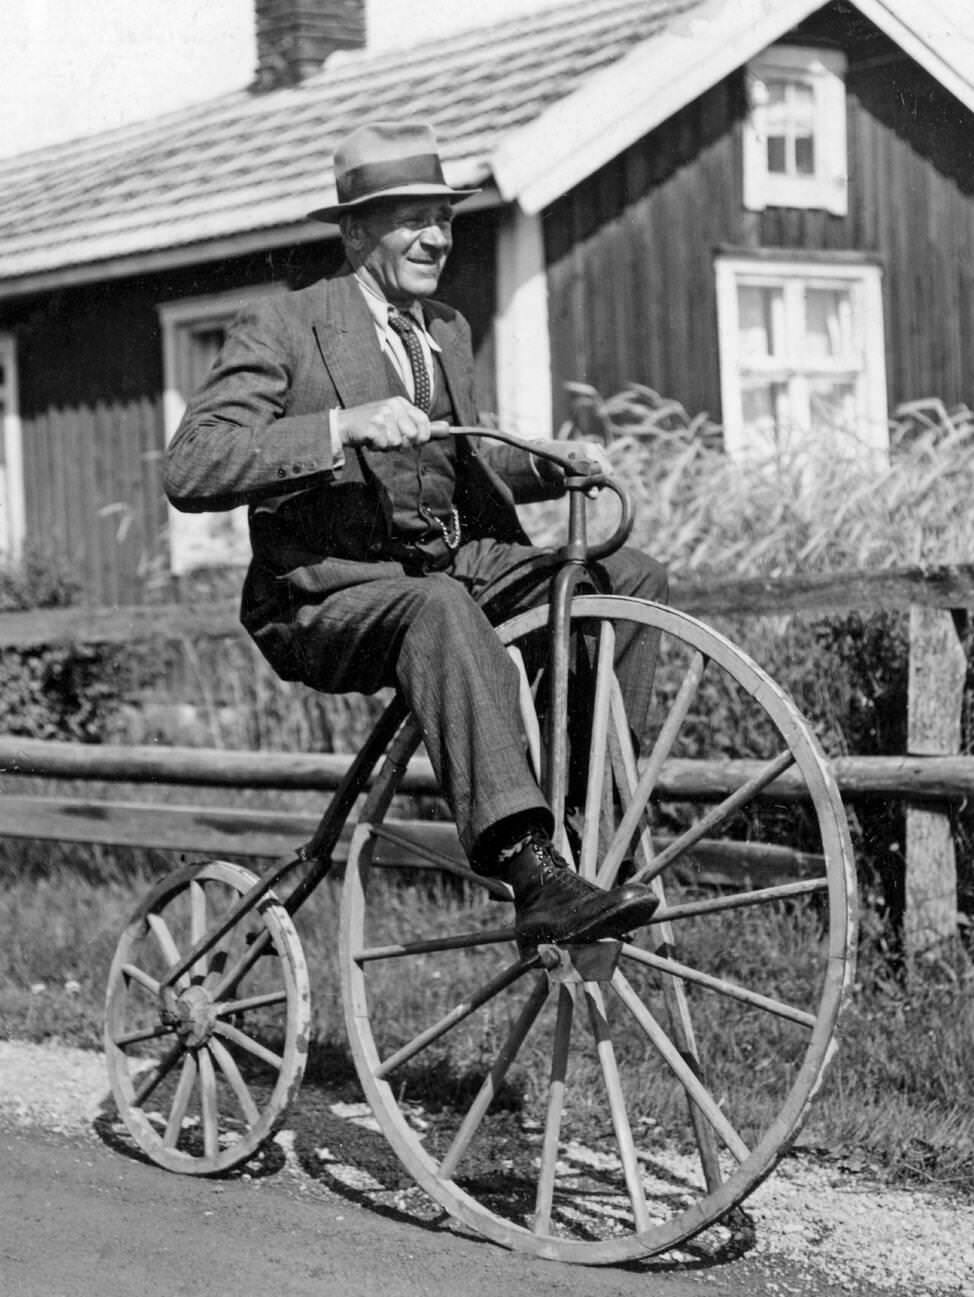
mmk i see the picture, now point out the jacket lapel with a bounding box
[428,314,478,427]
[311,269,391,409]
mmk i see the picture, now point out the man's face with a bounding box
[348,198,455,304]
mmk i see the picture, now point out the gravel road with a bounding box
[1,1039,971,1295]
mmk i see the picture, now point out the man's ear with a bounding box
[341,215,365,251]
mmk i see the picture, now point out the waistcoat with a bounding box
[361,351,459,565]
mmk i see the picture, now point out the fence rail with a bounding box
[2,562,974,649]
[2,561,971,955]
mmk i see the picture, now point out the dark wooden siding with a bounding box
[0,210,498,605]
[544,8,974,429]
[544,76,744,428]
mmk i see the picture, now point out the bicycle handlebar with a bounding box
[447,425,634,562]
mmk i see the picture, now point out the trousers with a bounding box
[287,537,668,858]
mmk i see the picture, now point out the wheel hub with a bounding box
[160,983,218,1047]
[537,939,622,983]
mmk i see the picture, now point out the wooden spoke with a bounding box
[198,1048,220,1161]
[621,943,817,1028]
[599,650,707,889]
[215,988,289,1017]
[605,676,724,1192]
[160,862,291,992]
[111,1020,176,1048]
[533,984,575,1235]
[209,1036,262,1127]
[438,975,549,1181]
[598,683,660,889]
[147,914,187,987]
[612,969,750,1164]
[631,749,798,886]
[213,1020,283,1072]
[207,929,273,1004]
[132,1041,185,1107]
[354,927,516,963]
[577,621,616,880]
[584,981,652,1232]
[163,1054,197,1148]
[369,824,510,899]
[509,645,543,782]
[189,879,208,979]
[656,877,828,923]
[120,961,160,997]
[374,955,538,1080]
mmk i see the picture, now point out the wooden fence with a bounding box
[2,562,972,957]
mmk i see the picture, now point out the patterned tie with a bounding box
[388,310,432,414]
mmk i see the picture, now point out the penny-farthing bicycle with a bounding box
[104,428,857,1265]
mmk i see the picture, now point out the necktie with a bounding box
[388,310,432,414]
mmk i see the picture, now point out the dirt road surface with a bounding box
[1,1040,971,1297]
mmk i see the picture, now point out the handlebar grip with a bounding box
[584,477,634,561]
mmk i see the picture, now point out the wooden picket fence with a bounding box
[2,561,972,956]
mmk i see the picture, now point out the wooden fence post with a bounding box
[904,603,965,959]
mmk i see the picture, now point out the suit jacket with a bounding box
[165,265,565,649]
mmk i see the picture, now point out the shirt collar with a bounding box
[353,273,441,350]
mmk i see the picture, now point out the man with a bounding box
[165,121,667,947]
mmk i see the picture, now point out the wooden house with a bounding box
[0,0,972,604]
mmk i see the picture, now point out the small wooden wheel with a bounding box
[105,859,310,1174]
[339,596,857,1263]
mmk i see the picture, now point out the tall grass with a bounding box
[530,385,974,575]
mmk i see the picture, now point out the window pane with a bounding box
[764,78,816,178]
[804,287,854,359]
[766,135,787,173]
[742,381,790,443]
[189,325,228,387]
[738,285,783,358]
[809,378,857,435]
[794,133,815,175]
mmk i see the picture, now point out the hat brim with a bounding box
[308,182,481,224]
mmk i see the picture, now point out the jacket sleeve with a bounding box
[164,299,339,513]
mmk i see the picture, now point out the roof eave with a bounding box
[0,185,506,302]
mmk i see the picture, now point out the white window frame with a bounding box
[0,333,26,563]
[743,45,848,216]
[159,285,284,576]
[715,254,888,462]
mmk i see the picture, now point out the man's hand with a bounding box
[573,441,613,478]
[336,397,437,451]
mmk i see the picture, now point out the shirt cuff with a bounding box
[328,409,346,471]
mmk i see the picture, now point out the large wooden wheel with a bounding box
[339,596,857,1263]
[105,859,311,1174]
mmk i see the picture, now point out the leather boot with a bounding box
[503,830,659,948]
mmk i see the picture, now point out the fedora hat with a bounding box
[308,121,481,223]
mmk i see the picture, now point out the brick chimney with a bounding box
[252,0,367,91]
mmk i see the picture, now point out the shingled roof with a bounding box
[0,0,702,289]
